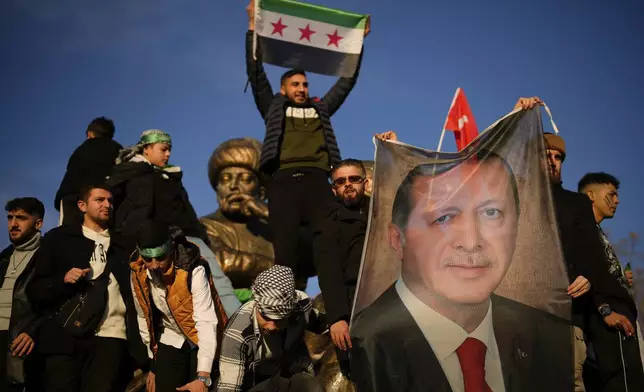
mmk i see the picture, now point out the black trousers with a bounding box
[42,337,130,392]
[0,331,41,392]
[249,372,323,392]
[586,312,644,392]
[153,342,198,392]
[268,167,334,286]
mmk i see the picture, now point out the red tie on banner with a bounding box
[441,88,479,152]
[456,337,493,392]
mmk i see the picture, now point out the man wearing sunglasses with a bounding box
[217,265,325,392]
[130,221,228,392]
[313,158,371,379]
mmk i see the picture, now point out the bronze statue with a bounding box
[200,138,274,289]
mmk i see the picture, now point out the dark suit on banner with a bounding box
[351,286,573,392]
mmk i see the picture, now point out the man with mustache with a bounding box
[578,173,644,391]
[245,0,366,288]
[200,138,274,293]
[27,184,148,392]
[351,153,573,392]
[0,198,45,391]
[313,158,371,379]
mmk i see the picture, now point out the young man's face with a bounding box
[144,142,171,167]
[141,251,172,275]
[587,183,619,220]
[332,165,368,208]
[78,188,113,225]
[255,308,289,335]
[546,149,563,184]
[7,209,42,246]
[280,74,309,104]
[390,159,519,307]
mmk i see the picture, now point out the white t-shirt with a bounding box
[82,226,127,340]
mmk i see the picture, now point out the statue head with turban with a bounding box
[208,138,265,217]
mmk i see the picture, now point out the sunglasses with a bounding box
[332,175,364,188]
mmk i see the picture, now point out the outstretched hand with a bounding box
[246,0,255,31]
[375,131,398,142]
[514,96,543,111]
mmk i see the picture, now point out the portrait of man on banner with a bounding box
[350,109,574,392]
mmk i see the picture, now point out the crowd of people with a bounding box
[0,5,642,392]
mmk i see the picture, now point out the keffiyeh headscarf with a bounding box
[251,265,299,320]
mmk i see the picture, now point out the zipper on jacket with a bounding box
[134,272,157,352]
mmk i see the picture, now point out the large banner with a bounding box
[350,108,573,392]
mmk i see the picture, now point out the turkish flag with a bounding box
[444,88,478,151]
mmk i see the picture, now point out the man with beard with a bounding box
[577,172,644,391]
[245,0,366,288]
[27,184,148,392]
[0,198,45,391]
[200,138,274,294]
[351,152,573,392]
[313,158,372,378]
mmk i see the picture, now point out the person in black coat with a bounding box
[577,172,644,392]
[313,159,370,378]
[106,129,240,316]
[245,1,366,288]
[55,117,122,227]
[0,198,46,391]
[27,185,148,392]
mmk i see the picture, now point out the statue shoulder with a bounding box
[200,213,239,248]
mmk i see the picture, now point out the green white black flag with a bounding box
[254,0,369,77]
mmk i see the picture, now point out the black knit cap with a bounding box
[137,220,171,253]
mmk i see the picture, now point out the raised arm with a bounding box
[321,49,364,117]
[245,0,274,119]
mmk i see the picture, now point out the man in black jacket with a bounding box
[0,197,45,391]
[245,1,365,287]
[313,159,370,378]
[55,117,122,227]
[577,172,644,391]
[28,184,147,392]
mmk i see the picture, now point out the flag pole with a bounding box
[436,87,461,152]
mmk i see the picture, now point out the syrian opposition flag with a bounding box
[254,0,369,77]
[440,88,479,151]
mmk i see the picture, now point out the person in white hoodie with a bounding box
[107,130,240,317]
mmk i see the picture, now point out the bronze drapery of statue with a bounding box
[200,138,274,289]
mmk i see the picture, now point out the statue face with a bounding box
[216,166,260,214]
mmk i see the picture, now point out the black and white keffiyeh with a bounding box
[251,265,299,320]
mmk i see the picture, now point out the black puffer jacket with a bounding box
[313,198,369,325]
[106,160,208,243]
[55,138,122,210]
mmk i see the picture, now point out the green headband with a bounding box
[139,132,172,147]
[139,240,172,259]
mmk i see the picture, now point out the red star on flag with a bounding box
[298,24,316,42]
[271,18,288,36]
[326,29,343,47]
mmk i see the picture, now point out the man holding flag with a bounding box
[244,0,369,288]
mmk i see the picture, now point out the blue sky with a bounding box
[2,0,644,294]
